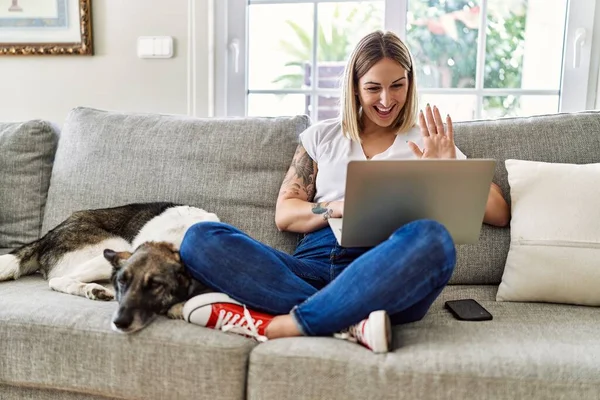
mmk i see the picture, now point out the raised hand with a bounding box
[408,104,457,159]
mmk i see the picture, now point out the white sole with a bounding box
[182,292,242,323]
[368,310,391,353]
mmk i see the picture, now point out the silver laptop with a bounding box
[328,159,496,247]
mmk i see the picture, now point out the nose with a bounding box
[112,310,133,330]
[379,90,390,107]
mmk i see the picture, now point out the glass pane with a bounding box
[485,0,567,90]
[482,95,559,119]
[311,95,341,121]
[314,1,385,89]
[248,4,313,90]
[418,94,477,122]
[407,1,481,89]
[247,94,307,118]
[280,2,384,91]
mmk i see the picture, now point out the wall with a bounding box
[0,0,211,124]
[594,0,600,109]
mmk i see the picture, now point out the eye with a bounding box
[365,87,380,92]
[147,279,165,290]
[117,274,129,286]
[392,83,404,89]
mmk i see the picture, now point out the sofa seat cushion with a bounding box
[247,285,600,400]
[0,276,256,400]
[0,385,115,400]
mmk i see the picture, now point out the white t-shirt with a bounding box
[299,118,467,203]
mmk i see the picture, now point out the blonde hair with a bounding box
[340,31,418,142]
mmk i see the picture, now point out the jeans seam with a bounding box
[329,246,342,281]
[292,260,323,282]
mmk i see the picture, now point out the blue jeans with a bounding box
[180,219,456,336]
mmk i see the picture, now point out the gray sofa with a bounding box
[1,107,599,400]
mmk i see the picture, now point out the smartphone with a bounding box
[445,299,493,321]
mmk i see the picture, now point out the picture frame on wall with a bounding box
[0,0,93,55]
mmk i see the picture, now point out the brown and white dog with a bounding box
[0,202,217,333]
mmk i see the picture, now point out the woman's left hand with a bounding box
[408,104,456,159]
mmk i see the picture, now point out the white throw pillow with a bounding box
[497,159,600,306]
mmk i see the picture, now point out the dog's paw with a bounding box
[85,284,115,301]
[167,302,185,320]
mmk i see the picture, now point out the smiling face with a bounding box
[357,57,409,132]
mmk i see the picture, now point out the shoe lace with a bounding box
[215,306,268,343]
[334,321,365,344]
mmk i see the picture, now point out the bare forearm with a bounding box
[275,199,340,233]
[483,184,510,227]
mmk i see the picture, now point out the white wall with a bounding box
[0,0,212,124]
[594,0,600,109]
[596,69,600,109]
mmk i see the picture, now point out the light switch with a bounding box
[137,36,174,58]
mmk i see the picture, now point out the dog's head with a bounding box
[104,242,193,334]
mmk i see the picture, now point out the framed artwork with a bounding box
[0,0,93,55]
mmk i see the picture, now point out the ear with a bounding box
[172,255,189,280]
[103,249,132,270]
[163,243,181,262]
[172,255,187,276]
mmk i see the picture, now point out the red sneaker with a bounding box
[182,292,274,342]
[335,310,391,353]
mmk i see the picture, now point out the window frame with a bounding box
[214,0,598,119]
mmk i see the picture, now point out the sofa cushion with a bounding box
[42,107,310,254]
[0,120,59,254]
[452,111,600,284]
[0,386,116,400]
[0,276,256,400]
[497,159,600,306]
[247,284,600,400]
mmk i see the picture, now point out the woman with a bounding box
[180,30,510,353]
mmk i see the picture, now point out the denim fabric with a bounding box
[180,219,456,336]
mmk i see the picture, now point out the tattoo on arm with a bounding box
[312,202,333,220]
[279,145,316,200]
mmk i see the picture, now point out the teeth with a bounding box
[376,106,393,113]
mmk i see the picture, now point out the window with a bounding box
[215,0,597,121]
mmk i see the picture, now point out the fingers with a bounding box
[421,104,447,136]
[407,141,423,158]
[446,113,454,141]
[425,105,437,136]
[432,105,445,135]
[418,109,429,137]
[421,104,453,138]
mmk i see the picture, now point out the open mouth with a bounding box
[374,105,396,118]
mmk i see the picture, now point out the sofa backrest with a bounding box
[452,111,600,284]
[41,107,309,255]
[38,107,600,285]
[0,120,59,255]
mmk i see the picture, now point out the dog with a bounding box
[0,202,217,333]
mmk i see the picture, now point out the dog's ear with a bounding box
[162,243,181,263]
[103,249,132,270]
